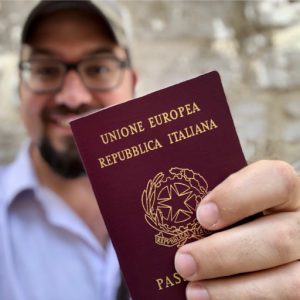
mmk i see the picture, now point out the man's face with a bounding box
[19,10,136,177]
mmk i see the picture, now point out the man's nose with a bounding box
[54,70,93,108]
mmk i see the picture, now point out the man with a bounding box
[0,1,135,300]
[0,1,299,300]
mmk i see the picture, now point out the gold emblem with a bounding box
[142,167,211,247]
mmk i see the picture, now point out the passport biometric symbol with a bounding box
[141,167,211,247]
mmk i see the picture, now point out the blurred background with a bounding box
[0,0,299,171]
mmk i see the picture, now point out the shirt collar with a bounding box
[2,142,39,206]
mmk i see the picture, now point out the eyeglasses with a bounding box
[19,54,129,93]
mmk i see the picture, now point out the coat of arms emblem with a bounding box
[141,167,211,247]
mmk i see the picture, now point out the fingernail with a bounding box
[187,284,209,300]
[197,202,219,228]
[175,252,197,278]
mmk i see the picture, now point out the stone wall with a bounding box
[0,0,299,171]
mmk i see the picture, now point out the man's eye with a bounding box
[85,65,110,76]
[34,66,60,76]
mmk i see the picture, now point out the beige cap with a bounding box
[21,0,132,51]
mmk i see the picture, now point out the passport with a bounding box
[70,71,246,300]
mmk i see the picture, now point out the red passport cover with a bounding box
[70,71,246,300]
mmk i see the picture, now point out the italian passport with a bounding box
[70,71,246,300]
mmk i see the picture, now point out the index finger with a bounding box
[197,160,300,230]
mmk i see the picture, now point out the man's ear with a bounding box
[18,75,22,100]
[18,45,28,100]
[131,69,138,92]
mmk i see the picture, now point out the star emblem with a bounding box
[156,182,198,223]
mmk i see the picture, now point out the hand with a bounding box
[174,160,300,300]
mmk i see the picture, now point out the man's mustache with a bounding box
[42,104,100,120]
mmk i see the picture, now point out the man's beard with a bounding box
[38,103,98,178]
[39,135,86,179]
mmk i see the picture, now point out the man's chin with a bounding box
[39,136,86,179]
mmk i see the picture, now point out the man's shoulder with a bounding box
[0,163,9,181]
[0,157,24,199]
[0,146,37,204]
[0,163,12,197]
[0,162,13,178]
[0,145,31,184]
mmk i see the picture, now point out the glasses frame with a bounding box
[19,54,130,94]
